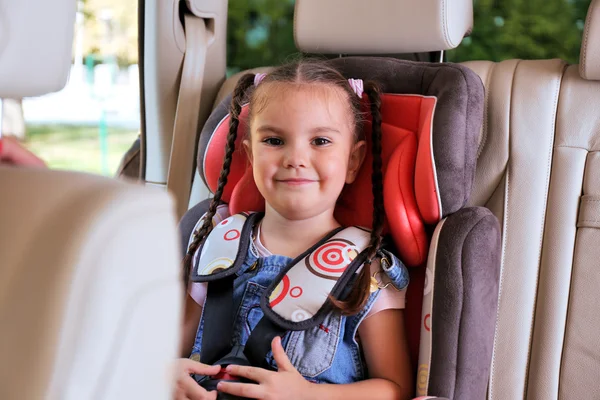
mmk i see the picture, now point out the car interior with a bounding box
[1,0,599,399]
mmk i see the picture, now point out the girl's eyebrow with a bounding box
[311,126,341,134]
[256,125,286,135]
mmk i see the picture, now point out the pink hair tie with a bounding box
[254,73,267,86]
[347,78,364,98]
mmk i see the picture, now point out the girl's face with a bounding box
[244,83,365,221]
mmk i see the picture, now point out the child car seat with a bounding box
[180,56,501,400]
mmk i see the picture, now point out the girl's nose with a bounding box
[282,145,307,168]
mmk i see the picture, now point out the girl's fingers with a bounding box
[217,381,263,399]
[180,375,215,400]
[225,364,270,383]
[179,358,221,376]
[271,336,294,371]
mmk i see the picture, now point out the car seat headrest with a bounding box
[294,0,473,54]
[580,0,600,80]
[198,57,484,266]
[0,0,75,98]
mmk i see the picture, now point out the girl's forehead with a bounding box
[252,82,353,120]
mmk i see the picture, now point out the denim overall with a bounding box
[190,230,409,385]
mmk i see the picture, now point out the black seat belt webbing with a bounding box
[200,277,235,365]
[244,317,287,370]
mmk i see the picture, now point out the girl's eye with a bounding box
[263,137,283,146]
[312,137,331,146]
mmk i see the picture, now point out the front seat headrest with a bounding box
[580,0,600,80]
[0,0,75,98]
[0,169,181,400]
[294,0,473,54]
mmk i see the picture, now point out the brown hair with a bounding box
[183,60,384,315]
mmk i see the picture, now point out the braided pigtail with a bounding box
[182,73,257,288]
[364,80,385,260]
[332,81,384,315]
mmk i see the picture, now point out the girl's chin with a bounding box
[267,203,319,221]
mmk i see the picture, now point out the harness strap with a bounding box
[192,209,375,369]
[200,276,235,365]
[244,317,287,370]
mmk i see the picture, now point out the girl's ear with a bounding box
[346,140,366,184]
[243,139,253,164]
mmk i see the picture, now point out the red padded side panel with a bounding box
[384,133,427,267]
[230,168,265,214]
[415,97,441,224]
[204,106,252,203]
[334,120,412,234]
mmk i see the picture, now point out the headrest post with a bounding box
[438,51,445,63]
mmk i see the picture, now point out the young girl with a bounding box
[174,60,413,400]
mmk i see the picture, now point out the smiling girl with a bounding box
[174,60,413,400]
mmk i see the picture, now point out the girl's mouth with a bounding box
[277,178,317,185]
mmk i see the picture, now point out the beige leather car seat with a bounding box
[462,0,600,398]
[0,1,182,399]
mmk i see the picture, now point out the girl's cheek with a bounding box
[329,155,349,174]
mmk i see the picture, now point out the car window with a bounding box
[227,0,297,75]
[446,0,591,63]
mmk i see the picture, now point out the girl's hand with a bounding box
[172,358,221,400]
[217,337,312,400]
